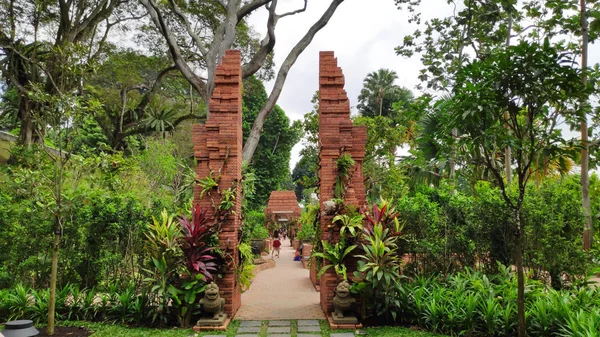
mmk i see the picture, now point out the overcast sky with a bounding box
[248,1,600,170]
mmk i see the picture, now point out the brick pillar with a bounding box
[192,50,242,317]
[318,51,367,314]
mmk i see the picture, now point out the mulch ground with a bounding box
[37,326,91,337]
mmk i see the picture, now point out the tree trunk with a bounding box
[242,0,346,162]
[19,97,34,147]
[504,11,513,185]
[515,208,526,337]
[581,0,593,251]
[47,231,60,336]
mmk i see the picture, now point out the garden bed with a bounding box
[37,326,91,337]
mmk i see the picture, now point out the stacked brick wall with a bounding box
[192,50,242,317]
[265,190,302,238]
[318,51,367,314]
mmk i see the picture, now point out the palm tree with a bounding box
[358,69,402,118]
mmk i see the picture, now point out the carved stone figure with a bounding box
[197,282,227,326]
[332,280,357,324]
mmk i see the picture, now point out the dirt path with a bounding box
[235,238,324,320]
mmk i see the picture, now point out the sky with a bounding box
[247,0,438,169]
[247,1,600,171]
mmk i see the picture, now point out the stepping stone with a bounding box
[237,326,262,333]
[297,319,320,326]
[267,326,290,333]
[267,335,291,337]
[298,334,322,337]
[235,335,259,337]
[331,333,355,337]
[297,325,321,332]
[239,320,262,327]
[204,335,226,337]
[268,320,291,326]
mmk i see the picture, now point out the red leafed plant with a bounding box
[179,205,218,281]
[361,199,403,237]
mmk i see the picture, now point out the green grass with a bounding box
[0,139,10,163]
[56,320,447,337]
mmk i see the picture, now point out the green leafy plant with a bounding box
[236,242,256,292]
[334,153,355,199]
[353,201,404,323]
[197,170,219,199]
[170,273,206,327]
[333,213,364,237]
[313,238,357,280]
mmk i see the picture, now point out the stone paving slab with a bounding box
[297,334,322,337]
[237,326,262,333]
[203,335,227,337]
[297,319,320,326]
[268,320,291,326]
[266,335,291,337]
[239,320,262,327]
[297,325,321,332]
[331,333,355,337]
[267,326,291,333]
[235,335,259,337]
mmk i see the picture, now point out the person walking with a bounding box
[272,235,281,258]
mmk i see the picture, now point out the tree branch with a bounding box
[237,0,273,21]
[168,0,208,57]
[242,0,346,161]
[276,0,307,19]
[140,0,207,99]
[134,65,177,117]
[242,0,277,78]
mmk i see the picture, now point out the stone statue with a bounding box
[332,280,357,324]
[197,282,227,326]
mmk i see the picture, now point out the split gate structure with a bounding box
[192,50,366,318]
[192,50,243,316]
[318,51,367,313]
[265,190,302,236]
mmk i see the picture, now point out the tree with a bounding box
[85,50,205,151]
[446,41,587,337]
[580,0,593,250]
[357,69,412,118]
[0,0,139,147]
[292,91,319,203]
[242,76,301,209]
[138,0,347,162]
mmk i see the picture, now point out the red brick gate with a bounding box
[318,51,367,313]
[265,190,302,237]
[192,50,243,317]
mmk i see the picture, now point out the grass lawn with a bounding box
[59,320,446,337]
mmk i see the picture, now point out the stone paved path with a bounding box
[236,239,324,320]
[205,319,355,337]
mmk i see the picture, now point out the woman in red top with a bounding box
[272,237,281,258]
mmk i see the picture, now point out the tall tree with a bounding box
[357,69,411,118]
[138,0,346,162]
[85,50,205,151]
[292,91,319,203]
[580,0,593,250]
[242,76,301,209]
[447,41,587,337]
[0,0,138,146]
